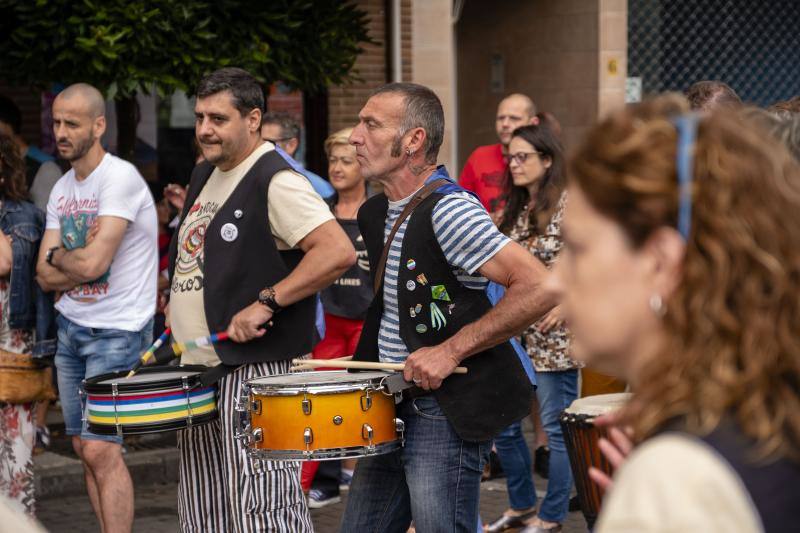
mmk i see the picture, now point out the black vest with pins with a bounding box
[354,192,535,442]
[167,150,316,366]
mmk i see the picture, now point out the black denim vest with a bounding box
[168,150,316,365]
[354,192,534,442]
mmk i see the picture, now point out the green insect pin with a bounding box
[430,302,447,330]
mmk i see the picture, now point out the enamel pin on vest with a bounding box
[221,223,238,242]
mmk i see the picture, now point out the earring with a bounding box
[649,294,666,317]
[405,148,413,156]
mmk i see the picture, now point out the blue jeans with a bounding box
[341,395,490,532]
[55,314,154,444]
[493,421,537,510]
[535,370,579,523]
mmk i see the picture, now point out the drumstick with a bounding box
[126,328,171,378]
[126,330,230,378]
[170,331,230,357]
[291,355,353,371]
[291,358,468,374]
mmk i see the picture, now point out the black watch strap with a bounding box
[46,246,60,266]
[258,287,283,313]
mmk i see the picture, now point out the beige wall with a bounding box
[456,0,627,170]
[411,0,457,171]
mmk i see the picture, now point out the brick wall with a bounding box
[0,82,44,148]
[328,0,412,135]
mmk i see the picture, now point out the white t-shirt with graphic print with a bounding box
[45,153,158,332]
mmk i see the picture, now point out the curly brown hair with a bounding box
[0,133,30,201]
[570,94,800,461]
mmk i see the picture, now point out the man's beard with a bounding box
[63,134,95,162]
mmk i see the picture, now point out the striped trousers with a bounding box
[177,360,313,532]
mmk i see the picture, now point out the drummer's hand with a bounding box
[536,305,564,333]
[403,344,459,391]
[589,413,635,491]
[227,301,273,342]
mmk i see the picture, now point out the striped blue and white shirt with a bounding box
[378,188,510,363]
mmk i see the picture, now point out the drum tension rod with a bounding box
[112,382,122,438]
[182,376,194,426]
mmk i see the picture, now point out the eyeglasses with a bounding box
[505,151,540,165]
[263,136,295,144]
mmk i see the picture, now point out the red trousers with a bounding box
[302,313,364,490]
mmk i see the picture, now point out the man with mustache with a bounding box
[36,83,158,533]
[167,67,355,532]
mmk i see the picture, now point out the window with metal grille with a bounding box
[628,0,800,106]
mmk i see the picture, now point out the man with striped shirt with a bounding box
[341,83,554,531]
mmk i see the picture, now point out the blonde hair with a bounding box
[324,127,354,156]
[571,94,800,460]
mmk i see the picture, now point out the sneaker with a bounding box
[339,470,353,492]
[308,488,341,509]
[534,446,550,479]
[33,426,50,456]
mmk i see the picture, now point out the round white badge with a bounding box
[221,223,238,242]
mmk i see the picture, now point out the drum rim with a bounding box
[82,365,210,393]
[245,438,403,461]
[244,370,390,396]
[86,409,218,435]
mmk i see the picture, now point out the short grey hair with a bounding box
[261,111,301,142]
[371,82,444,164]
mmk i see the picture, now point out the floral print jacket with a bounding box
[507,193,582,372]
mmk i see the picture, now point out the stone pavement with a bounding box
[33,407,588,532]
[37,478,587,533]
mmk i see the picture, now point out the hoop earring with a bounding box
[649,294,666,317]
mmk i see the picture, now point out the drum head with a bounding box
[246,370,391,395]
[82,365,210,393]
[564,392,632,417]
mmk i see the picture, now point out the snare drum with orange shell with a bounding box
[234,371,404,460]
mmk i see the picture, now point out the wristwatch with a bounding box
[257,286,283,314]
[45,246,61,266]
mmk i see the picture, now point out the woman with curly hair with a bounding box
[0,133,49,518]
[549,94,800,531]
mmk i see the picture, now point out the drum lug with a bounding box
[250,399,262,415]
[394,418,405,441]
[252,427,263,444]
[362,423,374,450]
[333,415,343,425]
[360,391,372,411]
[303,427,314,457]
[302,395,312,415]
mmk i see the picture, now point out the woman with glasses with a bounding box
[486,124,581,533]
[549,95,800,531]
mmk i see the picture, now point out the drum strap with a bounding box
[373,178,450,295]
[198,363,240,387]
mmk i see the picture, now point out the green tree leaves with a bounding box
[0,0,372,99]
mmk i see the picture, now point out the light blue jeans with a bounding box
[55,314,153,443]
[341,395,490,532]
[535,369,579,523]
